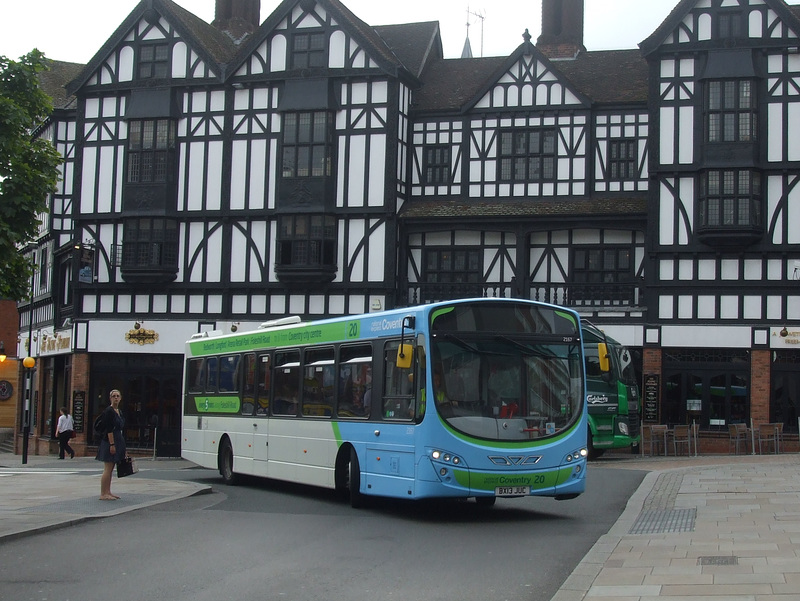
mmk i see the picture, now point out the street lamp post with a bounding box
[22,266,35,465]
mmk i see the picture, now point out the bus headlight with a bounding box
[619,422,629,436]
[430,449,463,466]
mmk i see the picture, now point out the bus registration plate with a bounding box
[495,485,530,496]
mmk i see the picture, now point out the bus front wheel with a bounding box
[219,437,238,485]
[346,448,364,508]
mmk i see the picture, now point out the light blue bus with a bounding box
[182,298,589,507]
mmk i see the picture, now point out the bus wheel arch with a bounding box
[218,435,238,485]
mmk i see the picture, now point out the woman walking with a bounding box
[55,407,75,459]
[95,389,127,500]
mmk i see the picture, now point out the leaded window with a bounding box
[122,218,178,271]
[573,248,632,285]
[706,80,756,143]
[608,140,637,180]
[699,170,761,228]
[277,214,336,268]
[292,32,326,69]
[281,112,331,178]
[424,249,481,284]
[423,145,451,185]
[127,119,176,183]
[499,128,556,182]
[138,43,170,79]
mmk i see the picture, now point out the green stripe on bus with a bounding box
[194,396,241,413]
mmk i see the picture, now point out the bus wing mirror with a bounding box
[597,342,610,373]
[396,344,414,369]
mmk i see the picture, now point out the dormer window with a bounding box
[138,43,170,79]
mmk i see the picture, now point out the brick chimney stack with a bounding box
[213,0,261,41]
[537,0,586,59]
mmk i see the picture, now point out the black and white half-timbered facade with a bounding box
[14,0,800,456]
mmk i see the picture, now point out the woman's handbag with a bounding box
[116,456,138,478]
[68,430,76,439]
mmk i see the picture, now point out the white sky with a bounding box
[0,0,679,64]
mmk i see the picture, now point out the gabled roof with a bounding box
[229,0,415,81]
[640,0,800,56]
[66,0,238,95]
[412,47,648,114]
[373,22,442,79]
[40,60,84,110]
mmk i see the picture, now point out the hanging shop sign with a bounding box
[125,327,159,345]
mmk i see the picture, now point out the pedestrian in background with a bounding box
[55,407,75,459]
[95,389,126,500]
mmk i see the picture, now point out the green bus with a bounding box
[582,323,640,458]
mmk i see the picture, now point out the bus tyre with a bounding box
[347,448,364,508]
[219,437,238,485]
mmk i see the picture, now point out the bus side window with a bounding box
[303,347,334,417]
[206,357,219,392]
[382,342,415,420]
[256,354,271,415]
[273,350,300,416]
[338,344,373,419]
[219,355,240,393]
[187,358,205,393]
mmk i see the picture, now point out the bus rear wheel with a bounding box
[219,437,238,485]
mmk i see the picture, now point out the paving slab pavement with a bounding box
[552,452,800,601]
[0,452,211,542]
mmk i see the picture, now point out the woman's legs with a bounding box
[58,433,67,459]
[100,461,117,500]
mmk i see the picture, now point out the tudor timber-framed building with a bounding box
[12,0,800,456]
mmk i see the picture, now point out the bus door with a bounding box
[364,341,418,498]
[250,353,271,465]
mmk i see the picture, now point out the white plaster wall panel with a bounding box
[698,13,712,40]
[720,296,738,319]
[270,35,287,72]
[678,106,694,164]
[368,135,386,207]
[744,260,762,280]
[230,228,248,282]
[249,139,268,211]
[744,296,762,319]
[204,226,224,283]
[788,183,800,244]
[789,103,800,161]
[768,103,783,162]
[659,296,674,319]
[767,175,784,244]
[721,259,739,280]
[187,142,207,210]
[173,42,187,78]
[766,296,782,320]
[678,295,693,319]
[348,135,366,208]
[789,297,800,320]
[308,295,326,315]
[268,138,278,210]
[368,221,386,282]
[347,220,365,282]
[80,148,97,214]
[660,107,675,165]
[118,46,134,82]
[679,259,694,280]
[152,296,168,314]
[97,146,115,212]
[660,260,674,281]
[697,296,715,319]
[659,182,675,245]
[330,30,346,68]
[230,140,248,210]
[134,294,150,313]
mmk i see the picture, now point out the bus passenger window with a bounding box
[206,357,219,391]
[219,355,240,393]
[303,347,334,417]
[338,344,373,418]
[273,350,300,416]
[187,359,205,393]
